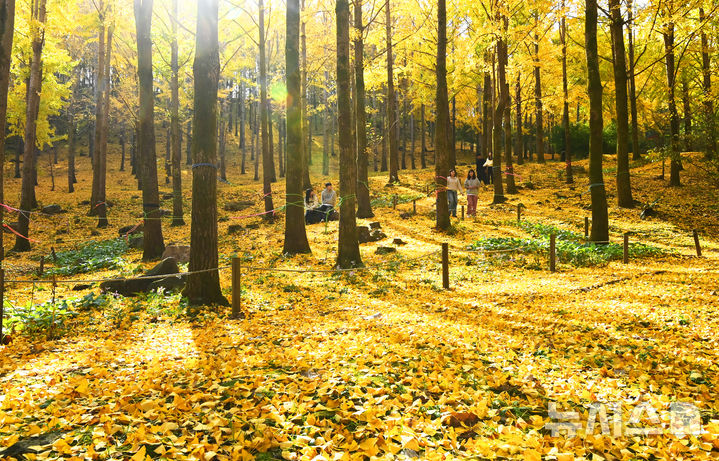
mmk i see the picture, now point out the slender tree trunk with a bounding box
[219,110,227,180]
[15,0,46,252]
[682,76,692,151]
[409,111,416,169]
[385,0,399,183]
[258,0,274,219]
[300,0,311,189]
[380,108,387,171]
[493,22,507,203]
[184,0,227,305]
[699,8,715,158]
[185,119,192,164]
[97,23,113,226]
[534,19,545,164]
[561,4,572,182]
[335,0,362,267]
[135,0,165,260]
[586,0,609,242]
[354,0,373,217]
[0,0,15,269]
[170,0,184,225]
[90,9,106,222]
[420,104,426,168]
[322,70,330,176]
[610,0,633,207]
[515,75,524,166]
[627,0,641,160]
[662,6,681,186]
[268,98,276,182]
[435,0,450,230]
[283,0,310,254]
[482,73,491,158]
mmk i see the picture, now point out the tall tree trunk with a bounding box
[610,0,633,207]
[268,98,276,182]
[354,0,373,218]
[170,0,184,225]
[135,0,165,260]
[219,109,227,180]
[335,0,362,268]
[682,75,692,151]
[283,0,310,254]
[14,0,46,252]
[385,0,399,183]
[561,3,572,182]
[97,23,113,226]
[515,75,524,166]
[184,0,227,305]
[380,108,387,171]
[450,95,456,168]
[699,8,715,158]
[493,22,507,203]
[435,0,450,230]
[586,0,609,242]
[90,7,106,223]
[322,70,330,175]
[420,104,426,168]
[534,19,545,164]
[409,110,416,169]
[0,0,15,268]
[504,81,516,194]
[662,6,681,186]
[185,119,192,164]
[300,0,311,188]
[67,71,79,193]
[258,0,274,219]
[627,0,641,160]
[482,73,491,157]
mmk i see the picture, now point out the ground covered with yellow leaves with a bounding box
[1,150,718,460]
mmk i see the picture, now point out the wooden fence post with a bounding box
[623,233,629,263]
[413,199,417,214]
[549,234,556,272]
[39,256,44,276]
[441,243,449,289]
[231,256,243,319]
[461,205,465,220]
[392,195,397,209]
[693,229,702,257]
[584,217,589,239]
[517,204,522,223]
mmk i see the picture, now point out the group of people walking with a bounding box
[445,153,494,218]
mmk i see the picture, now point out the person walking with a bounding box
[475,153,487,184]
[483,154,493,185]
[446,169,463,217]
[464,169,480,217]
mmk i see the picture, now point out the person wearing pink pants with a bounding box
[465,169,480,217]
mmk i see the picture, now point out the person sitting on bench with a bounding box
[317,182,336,221]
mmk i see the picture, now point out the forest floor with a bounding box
[1,147,718,460]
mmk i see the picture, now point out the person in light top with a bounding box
[464,169,481,217]
[321,182,336,207]
[446,169,463,217]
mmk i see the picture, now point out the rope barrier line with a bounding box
[3,265,231,285]
[3,249,443,285]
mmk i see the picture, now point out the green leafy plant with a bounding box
[4,299,79,340]
[48,239,129,276]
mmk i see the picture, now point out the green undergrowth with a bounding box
[469,220,667,267]
[46,238,129,276]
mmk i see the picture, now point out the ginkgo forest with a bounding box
[0,0,718,458]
